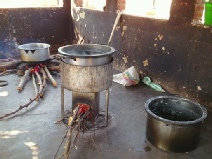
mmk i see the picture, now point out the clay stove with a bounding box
[58,44,115,126]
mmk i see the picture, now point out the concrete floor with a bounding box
[0,72,212,159]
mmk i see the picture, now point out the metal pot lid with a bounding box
[58,44,115,58]
[18,43,50,50]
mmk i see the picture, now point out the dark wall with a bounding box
[0,0,73,58]
[71,0,212,109]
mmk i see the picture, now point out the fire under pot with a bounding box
[58,44,115,125]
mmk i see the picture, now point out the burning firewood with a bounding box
[30,65,49,100]
[35,71,42,85]
[53,107,79,159]
[32,73,38,97]
[31,65,43,100]
[63,107,80,159]
[44,65,57,87]
[17,67,32,91]
[35,71,42,95]
[40,67,47,80]
[39,67,47,98]
[35,72,42,96]
[0,63,58,119]
[47,65,60,72]
[54,104,93,159]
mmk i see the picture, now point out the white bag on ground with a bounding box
[113,66,140,86]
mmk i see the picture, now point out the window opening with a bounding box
[73,0,106,11]
[124,0,172,20]
[0,0,63,8]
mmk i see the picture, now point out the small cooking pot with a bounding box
[18,43,50,62]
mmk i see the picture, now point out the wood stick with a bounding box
[53,128,69,159]
[56,108,92,159]
[17,68,32,92]
[64,128,73,159]
[0,59,21,72]
[57,107,79,159]
[35,71,42,85]
[32,73,38,97]
[35,71,42,100]
[66,122,81,158]
[0,96,37,119]
[0,69,49,119]
[40,67,47,80]
[0,69,17,76]
[63,108,90,159]
[44,66,57,87]
[108,11,122,45]
[40,68,47,98]
[48,65,60,72]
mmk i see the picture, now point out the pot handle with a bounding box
[24,50,36,54]
[56,54,76,63]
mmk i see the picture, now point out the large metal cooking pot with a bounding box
[145,96,207,152]
[58,44,115,66]
[18,43,50,62]
[58,44,115,92]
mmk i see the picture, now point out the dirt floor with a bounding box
[0,71,212,159]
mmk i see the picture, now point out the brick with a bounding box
[74,0,83,7]
[117,5,125,11]
[117,0,126,4]
[117,0,126,11]
[194,11,203,19]
[195,4,204,11]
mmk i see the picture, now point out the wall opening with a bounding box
[73,0,106,11]
[0,0,63,8]
[123,0,172,19]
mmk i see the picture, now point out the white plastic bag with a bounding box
[113,66,140,86]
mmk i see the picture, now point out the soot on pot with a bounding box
[148,99,201,121]
[67,50,102,56]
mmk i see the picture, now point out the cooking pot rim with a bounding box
[58,44,115,58]
[145,96,207,126]
[18,43,50,50]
